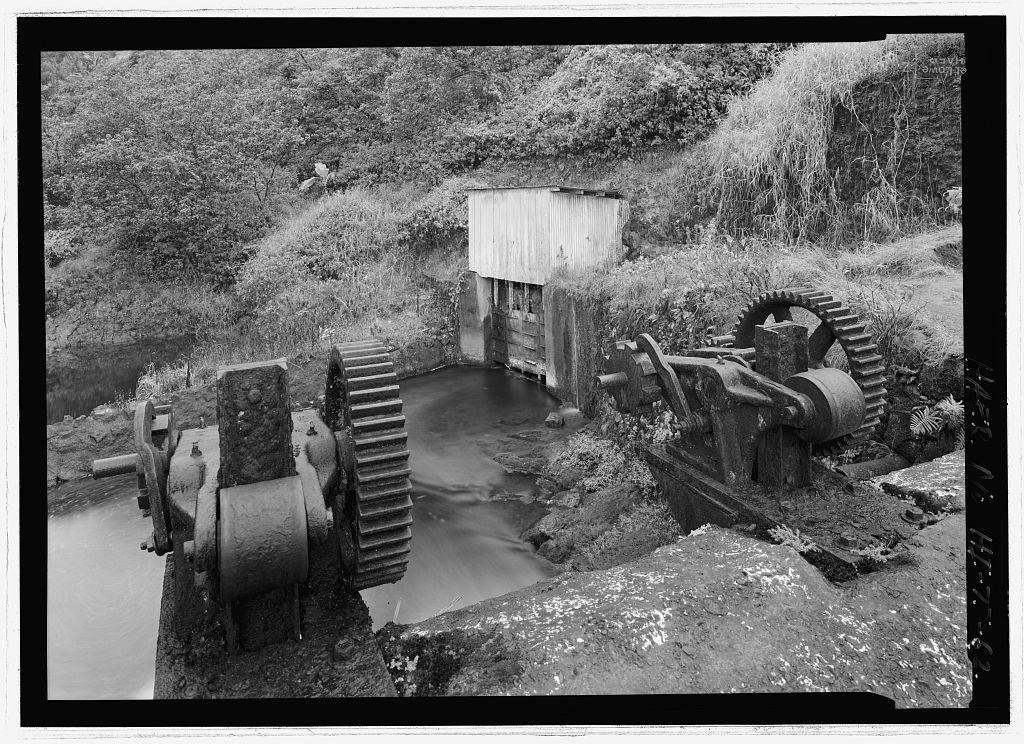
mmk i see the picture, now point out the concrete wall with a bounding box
[458,272,493,365]
[543,285,603,415]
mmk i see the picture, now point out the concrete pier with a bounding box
[153,538,396,698]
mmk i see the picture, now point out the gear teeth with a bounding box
[358,525,411,551]
[848,342,878,355]
[730,289,888,454]
[326,339,414,591]
[852,353,884,366]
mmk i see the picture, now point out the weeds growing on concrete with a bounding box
[768,524,822,554]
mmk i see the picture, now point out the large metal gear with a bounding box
[324,340,413,590]
[719,288,887,454]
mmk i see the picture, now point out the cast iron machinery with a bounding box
[595,287,887,529]
[92,340,413,652]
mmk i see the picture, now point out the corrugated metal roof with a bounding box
[464,185,622,199]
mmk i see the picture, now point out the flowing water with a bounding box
[46,365,560,699]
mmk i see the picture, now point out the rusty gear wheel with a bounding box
[324,340,413,590]
[721,288,887,454]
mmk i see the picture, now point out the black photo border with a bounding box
[18,12,1010,729]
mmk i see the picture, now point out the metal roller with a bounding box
[217,475,309,602]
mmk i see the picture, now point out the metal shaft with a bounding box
[92,453,138,479]
[595,372,628,389]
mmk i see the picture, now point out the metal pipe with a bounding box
[835,454,911,481]
[92,453,138,479]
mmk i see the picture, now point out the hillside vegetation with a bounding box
[42,36,963,420]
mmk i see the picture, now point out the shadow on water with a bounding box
[46,336,193,423]
[46,365,562,698]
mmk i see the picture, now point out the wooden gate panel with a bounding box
[490,279,547,377]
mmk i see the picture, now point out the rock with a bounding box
[535,476,558,497]
[538,538,571,562]
[522,510,569,547]
[509,429,547,442]
[545,411,565,429]
[553,466,586,491]
[870,449,965,512]
[883,409,957,463]
[522,524,549,547]
[89,404,123,423]
[555,489,581,508]
[558,406,586,427]
[492,451,546,476]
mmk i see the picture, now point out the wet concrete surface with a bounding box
[380,513,969,706]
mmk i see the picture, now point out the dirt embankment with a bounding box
[46,336,453,489]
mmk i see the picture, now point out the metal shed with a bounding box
[460,186,626,392]
[467,185,626,285]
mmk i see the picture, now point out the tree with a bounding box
[46,49,308,282]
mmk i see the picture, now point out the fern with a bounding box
[910,407,942,436]
[910,394,965,449]
[935,394,964,425]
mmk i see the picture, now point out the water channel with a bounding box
[46,365,560,699]
[46,337,193,424]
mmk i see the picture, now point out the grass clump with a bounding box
[576,497,681,569]
[550,224,779,354]
[192,181,473,370]
[549,432,657,498]
[776,224,963,380]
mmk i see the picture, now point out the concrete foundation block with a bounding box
[458,272,492,364]
[216,359,295,488]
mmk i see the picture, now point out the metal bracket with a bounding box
[636,333,692,418]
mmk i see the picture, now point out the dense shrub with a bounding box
[549,225,779,354]
[231,182,473,359]
[484,43,792,166]
[43,49,305,284]
[404,175,486,254]
[44,229,81,267]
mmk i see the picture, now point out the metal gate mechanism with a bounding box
[596,287,887,533]
[92,340,413,653]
